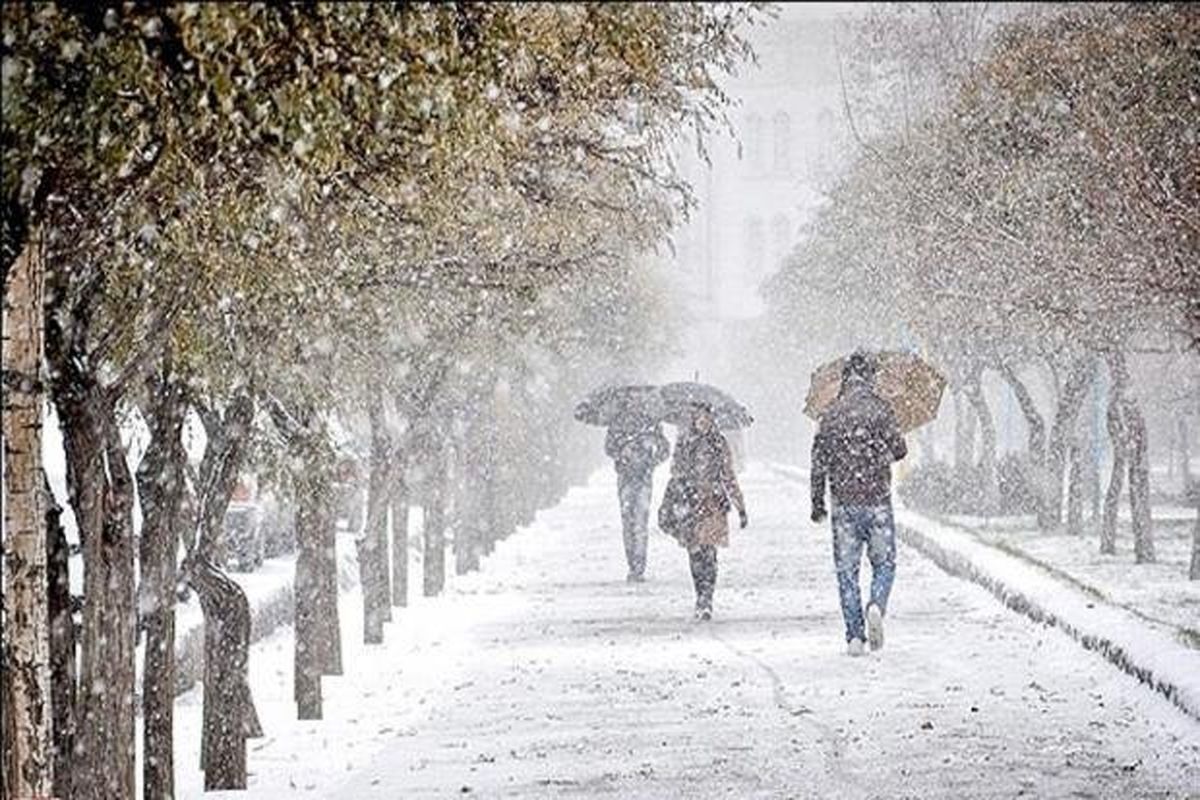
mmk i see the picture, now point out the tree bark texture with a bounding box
[289,424,342,720]
[359,395,393,645]
[191,556,262,790]
[1047,358,1097,528]
[43,473,75,800]
[952,389,975,474]
[189,391,260,790]
[1105,350,1155,563]
[391,443,410,608]
[1067,438,1085,537]
[1101,393,1126,555]
[964,374,998,513]
[136,370,188,800]
[67,409,137,800]
[423,450,448,598]
[2,227,53,800]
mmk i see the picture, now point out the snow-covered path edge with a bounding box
[765,462,1200,724]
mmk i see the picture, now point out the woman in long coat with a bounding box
[664,403,747,620]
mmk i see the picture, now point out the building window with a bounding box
[773,111,791,174]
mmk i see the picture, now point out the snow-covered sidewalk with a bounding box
[196,465,1199,799]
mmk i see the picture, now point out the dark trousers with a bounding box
[617,468,652,576]
[688,545,718,611]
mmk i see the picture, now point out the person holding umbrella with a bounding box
[811,351,909,655]
[663,402,748,621]
[605,414,670,583]
[574,384,670,583]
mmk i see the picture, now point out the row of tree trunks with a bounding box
[43,473,75,800]
[1100,349,1156,562]
[2,228,54,800]
[190,392,260,789]
[135,363,189,800]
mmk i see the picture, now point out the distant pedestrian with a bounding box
[605,416,670,582]
[811,351,907,655]
[662,403,747,620]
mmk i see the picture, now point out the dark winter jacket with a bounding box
[661,430,745,548]
[811,377,907,510]
[605,423,670,475]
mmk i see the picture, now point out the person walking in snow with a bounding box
[663,403,747,620]
[605,416,671,582]
[810,351,907,655]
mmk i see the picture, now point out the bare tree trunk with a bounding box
[45,253,138,799]
[1180,414,1193,493]
[964,373,998,513]
[190,391,260,788]
[455,432,483,575]
[136,367,188,800]
[1047,357,1097,528]
[423,449,448,597]
[1104,350,1155,563]
[190,556,262,789]
[294,463,333,719]
[391,444,409,608]
[1067,437,1085,536]
[953,389,975,474]
[1127,399,1155,564]
[43,473,75,800]
[2,227,53,800]
[1100,393,1126,555]
[359,393,392,644]
[999,363,1050,527]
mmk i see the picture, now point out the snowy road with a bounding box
[227,465,1200,799]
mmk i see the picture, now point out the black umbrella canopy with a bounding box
[574,384,666,427]
[659,382,753,430]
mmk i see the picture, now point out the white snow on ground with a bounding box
[184,465,1199,799]
[928,513,1198,644]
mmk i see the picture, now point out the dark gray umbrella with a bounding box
[659,382,753,430]
[574,384,666,427]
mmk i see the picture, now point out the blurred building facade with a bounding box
[662,7,853,439]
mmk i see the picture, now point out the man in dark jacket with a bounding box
[606,417,670,582]
[811,351,907,655]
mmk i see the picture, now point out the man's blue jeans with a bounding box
[831,504,896,643]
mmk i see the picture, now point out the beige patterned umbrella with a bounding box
[803,351,947,433]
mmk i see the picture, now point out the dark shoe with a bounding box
[694,605,712,622]
[626,571,645,584]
